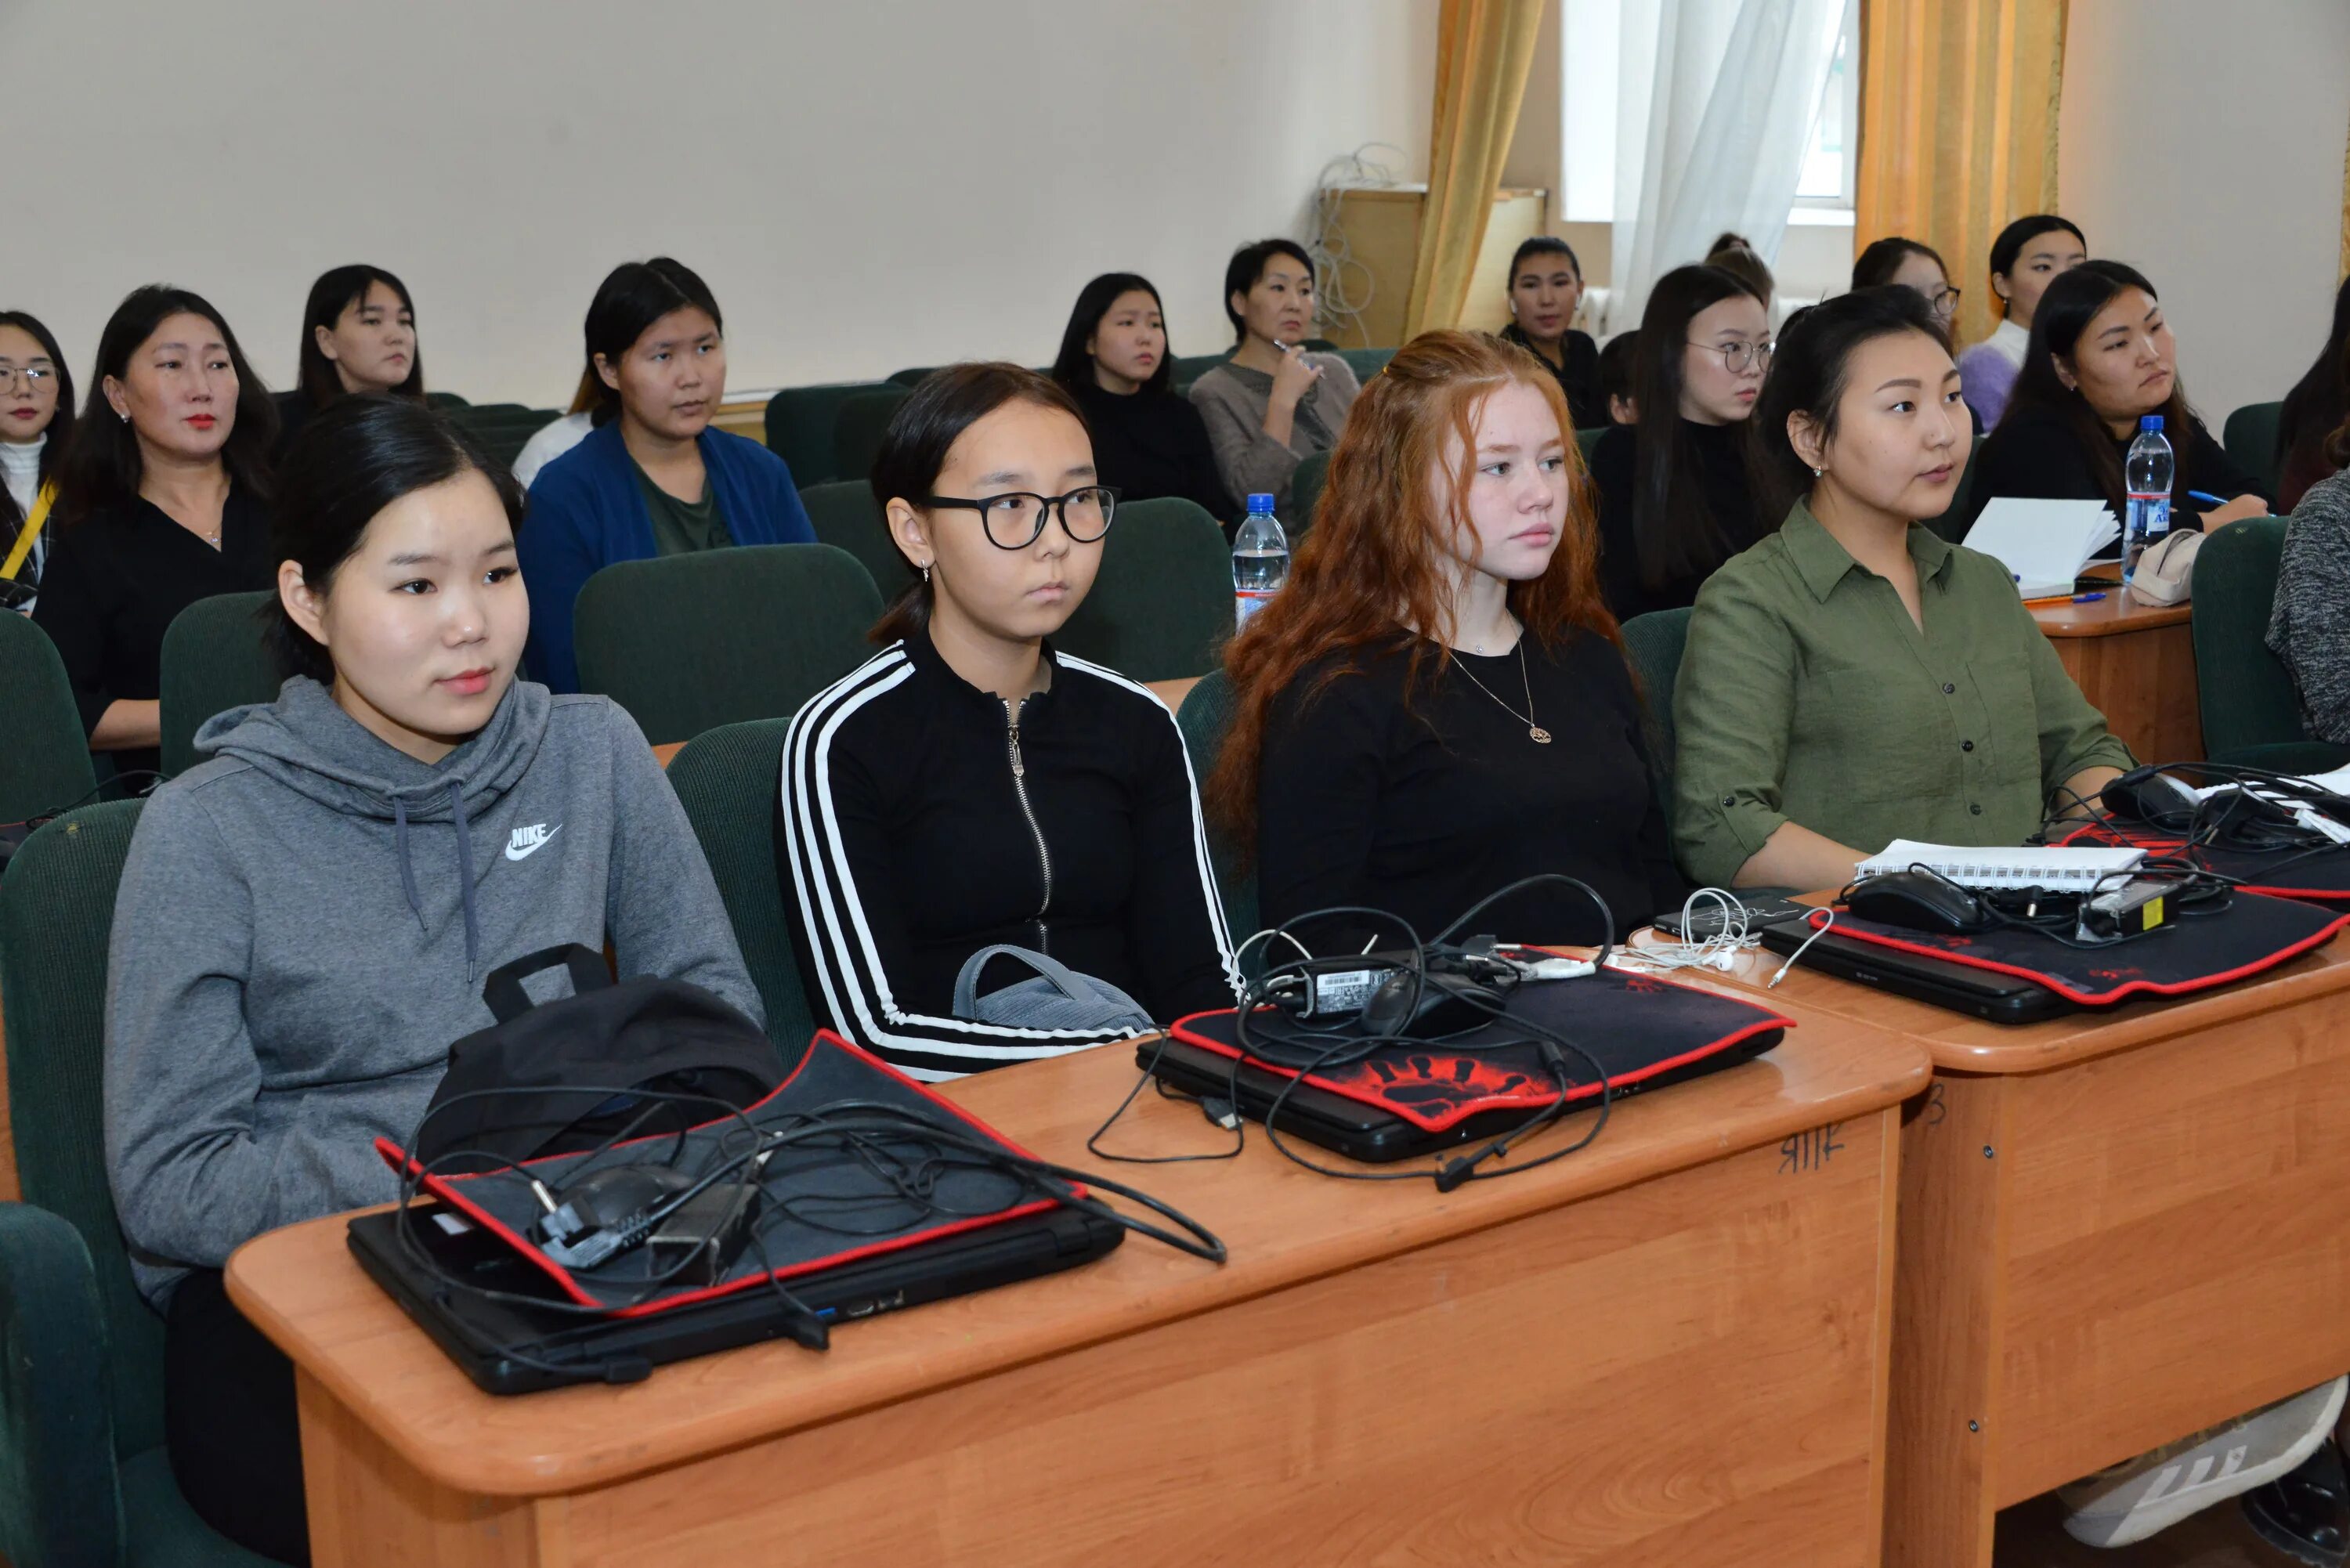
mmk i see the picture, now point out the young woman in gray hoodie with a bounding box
[103,395,760,1564]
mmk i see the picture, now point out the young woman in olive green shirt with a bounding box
[1672,287,2133,891]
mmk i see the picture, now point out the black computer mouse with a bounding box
[1842,871,1991,936]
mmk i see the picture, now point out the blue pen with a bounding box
[2187,490,2230,508]
[2072,591,2107,604]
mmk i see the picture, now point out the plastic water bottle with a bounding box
[1232,493,1289,626]
[2123,415,2175,587]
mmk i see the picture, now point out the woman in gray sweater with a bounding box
[105,396,757,1563]
[1187,237,1361,511]
[2268,443,2350,746]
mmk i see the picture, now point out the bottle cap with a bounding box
[2140,414,2164,432]
[1246,493,1274,511]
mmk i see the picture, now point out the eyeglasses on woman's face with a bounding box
[920,486,1119,549]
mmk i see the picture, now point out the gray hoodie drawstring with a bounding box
[447,779,479,968]
[390,786,479,967]
[392,795,426,935]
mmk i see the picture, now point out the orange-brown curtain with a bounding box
[1402,0,1548,338]
[1855,0,2069,351]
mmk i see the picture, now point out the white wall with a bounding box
[2059,0,2350,424]
[3,0,1437,407]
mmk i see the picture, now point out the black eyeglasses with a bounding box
[1687,339,1777,374]
[921,486,1119,550]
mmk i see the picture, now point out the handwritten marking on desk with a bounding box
[1780,1123,1846,1174]
[1926,1082,1947,1126]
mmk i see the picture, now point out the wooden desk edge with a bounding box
[225,1024,1929,1496]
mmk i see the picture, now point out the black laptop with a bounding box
[1755,918,2078,1024]
[349,1197,1123,1395]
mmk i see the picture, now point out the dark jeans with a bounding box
[164,1267,311,1566]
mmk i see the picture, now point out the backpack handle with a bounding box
[952,944,1097,1013]
[481,944,612,1023]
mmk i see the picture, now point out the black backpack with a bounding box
[414,945,786,1172]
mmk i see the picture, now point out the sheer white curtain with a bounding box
[1608,0,1842,331]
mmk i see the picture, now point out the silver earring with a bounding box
[119,411,130,424]
[922,564,931,584]
[1812,466,1824,477]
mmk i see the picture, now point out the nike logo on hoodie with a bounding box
[504,823,562,861]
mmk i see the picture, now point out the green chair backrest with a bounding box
[1172,672,1257,941]
[0,614,96,826]
[666,718,815,1050]
[765,382,892,490]
[798,479,917,602]
[158,591,283,778]
[1055,498,1232,682]
[885,367,937,388]
[1171,352,1231,393]
[0,801,166,1458]
[1618,607,1694,808]
[1336,347,1394,385]
[1575,425,1605,461]
[2224,400,2286,499]
[573,544,884,746]
[2190,516,2346,769]
[1925,435,1986,544]
[832,389,912,490]
[1288,450,1332,538]
[424,389,469,410]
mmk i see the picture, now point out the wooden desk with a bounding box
[229,1010,1929,1566]
[2030,583,2201,763]
[1704,931,2350,1568]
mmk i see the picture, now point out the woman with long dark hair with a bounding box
[780,363,1236,1081]
[517,257,813,691]
[1970,260,2267,531]
[1207,330,1682,948]
[35,285,279,776]
[0,310,74,613]
[2276,276,2350,512]
[1672,286,2132,894]
[107,395,757,1564]
[1187,237,1361,511]
[1585,264,1772,620]
[1049,273,1231,522]
[1955,214,2085,429]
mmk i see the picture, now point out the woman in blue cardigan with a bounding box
[520,258,812,691]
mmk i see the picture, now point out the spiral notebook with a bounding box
[1855,840,2146,890]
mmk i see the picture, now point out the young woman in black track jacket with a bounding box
[779,363,1238,1082]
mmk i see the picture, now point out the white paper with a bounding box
[1962,499,2120,599]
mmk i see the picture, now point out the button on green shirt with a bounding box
[630,459,734,558]
[1670,502,2135,888]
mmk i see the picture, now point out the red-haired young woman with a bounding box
[1206,330,1687,947]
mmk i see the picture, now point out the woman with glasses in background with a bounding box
[0,311,74,614]
[779,363,1237,1083]
[1587,264,1773,620]
[1853,239,1982,433]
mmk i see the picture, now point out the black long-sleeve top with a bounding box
[1256,630,1687,952]
[1968,404,2267,529]
[32,485,273,779]
[1066,380,1235,529]
[1500,323,1605,434]
[1589,418,1766,621]
[779,626,1239,1081]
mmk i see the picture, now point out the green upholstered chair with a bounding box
[1336,347,1394,385]
[1170,353,1231,393]
[1172,672,1257,943]
[2191,516,2348,772]
[797,480,917,602]
[158,592,283,778]
[1618,607,1694,808]
[1055,498,1232,683]
[424,390,469,410]
[0,800,280,1566]
[571,544,884,746]
[1924,435,1987,544]
[1288,450,1331,538]
[2223,400,2286,499]
[831,389,912,490]
[666,720,816,1051]
[762,382,892,490]
[885,367,937,389]
[0,612,96,826]
[1575,425,1605,461]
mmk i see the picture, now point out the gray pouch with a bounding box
[951,945,1155,1033]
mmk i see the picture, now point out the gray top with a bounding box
[2268,468,2350,745]
[1187,353,1361,510]
[104,677,760,1302]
